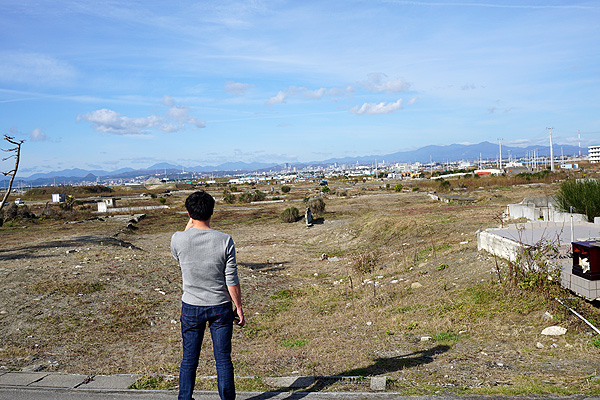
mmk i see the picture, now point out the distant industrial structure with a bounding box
[589,145,600,163]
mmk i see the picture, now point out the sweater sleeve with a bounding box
[170,232,180,262]
[224,236,239,286]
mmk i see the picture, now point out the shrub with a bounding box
[1,203,35,221]
[394,184,403,192]
[281,186,291,193]
[321,186,330,193]
[222,190,236,204]
[159,197,167,205]
[412,187,419,192]
[555,179,600,222]
[351,250,379,274]
[252,190,266,202]
[239,192,253,203]
[2,203,18,220]
[280,207,300,223]
[307,198,325,214]
[239,190,266,203]
[438,179,451,191]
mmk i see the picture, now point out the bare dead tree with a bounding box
[0,135,24,214]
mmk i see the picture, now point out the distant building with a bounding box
[590,145,600,163]
[52,193,65,203]
[97,198,117,212]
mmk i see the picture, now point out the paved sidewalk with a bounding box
[0,370,138,390]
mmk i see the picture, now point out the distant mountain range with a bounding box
[5,141,584,187]
[320,141,582,165]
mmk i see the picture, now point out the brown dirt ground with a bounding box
[0,181,599,395]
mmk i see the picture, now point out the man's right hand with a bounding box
[234,307,245,327]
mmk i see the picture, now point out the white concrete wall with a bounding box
[507,201,588,224]
[508,204,540,221]
[477,230,526,262]
[547,209,588,224]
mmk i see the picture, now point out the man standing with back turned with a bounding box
[171,191,245,400]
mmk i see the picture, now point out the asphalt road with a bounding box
[1,388,599,400]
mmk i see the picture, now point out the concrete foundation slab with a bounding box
[77,374,138,389]
[478,221,600,262]
[479,221,600,300]
[31,373,88,388]
[0,372,47,386]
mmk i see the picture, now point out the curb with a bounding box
[0,371,388,391]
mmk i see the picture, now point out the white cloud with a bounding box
[166,104,206,128]
[0,52,77,86]
[163,95,176,107]
[79,98,206,134]
[360,73,411,93]
[78,109,164,135]
[266,85,354,105]
[29,128,48,142]
[349,99,404,115]
[225,81,253,95]
[266,90,288,105]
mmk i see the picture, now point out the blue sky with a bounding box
[1,0,599,176]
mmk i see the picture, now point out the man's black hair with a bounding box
[185,191,215,221]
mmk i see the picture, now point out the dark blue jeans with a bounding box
[178,301,235,400]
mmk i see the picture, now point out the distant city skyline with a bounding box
[1,1,599,175]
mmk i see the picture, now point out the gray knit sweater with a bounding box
[171,228,239,306]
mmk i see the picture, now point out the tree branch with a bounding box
[0,135,24,215]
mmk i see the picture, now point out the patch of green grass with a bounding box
[466,379,599,396]
[270,289,296,312]
[32,280,105,295]
[281,338,308,348]
[431,283,546,321]
[432,331,460,343]
[130,375,177,390]
[406,322,418,330]
[106,296,161,333]
[386,379,446,395]
[415,244,452,262]
[235,376,269,392]
[592,336,600,349]
[388,305,416,314]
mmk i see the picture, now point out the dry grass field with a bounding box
[1,177,599,395]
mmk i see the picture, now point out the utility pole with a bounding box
[578,129,581,158]
[497,138,503,169]
[546,127,555,172]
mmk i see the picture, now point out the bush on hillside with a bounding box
[239,190,266,203]
[222,190,236,204]
[307,198,326,214]
[280,207,300,223]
